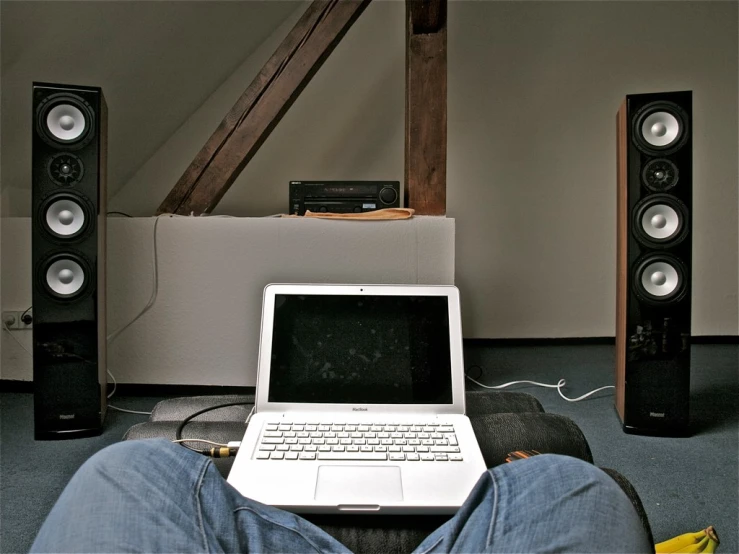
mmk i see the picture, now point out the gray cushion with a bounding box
[600,467,655,546]
[150,394,255,422]
[466,390,544,416]
[471,412,594,466]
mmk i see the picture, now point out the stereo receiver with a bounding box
[289,181,400,216]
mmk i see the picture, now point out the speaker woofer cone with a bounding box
[39,193,93,240]
[633,194,688,247]
[634,254,687,303]
[641,112,679,146]
[44,198,88,238]
[40,253,92,299]
[47,104,86,141]
[633,101,688,155]
[36,93,95,149]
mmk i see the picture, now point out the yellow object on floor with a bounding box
[655,526,720,553]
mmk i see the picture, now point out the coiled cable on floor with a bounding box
[465,365,614,402]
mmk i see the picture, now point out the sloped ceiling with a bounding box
[0,0,302,214]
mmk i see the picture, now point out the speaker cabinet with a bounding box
[32,82,107,439]
[616,91,692,436]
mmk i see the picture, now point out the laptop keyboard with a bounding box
[255,422,462,462]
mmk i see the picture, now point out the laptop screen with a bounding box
[267,294,453,404]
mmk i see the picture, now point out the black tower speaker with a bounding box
[32,82,107,439]
[616,90,692,436]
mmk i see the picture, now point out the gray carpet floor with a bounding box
[1,344,737,553]
[464,343,739,554]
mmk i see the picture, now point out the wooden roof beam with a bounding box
[157,0,372,216]
[405,0,447,215]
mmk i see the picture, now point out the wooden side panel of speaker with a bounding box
[615,100,628,421]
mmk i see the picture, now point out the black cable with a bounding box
[107,211,133,217]
[175,402,251,453]
[20,306,33,325]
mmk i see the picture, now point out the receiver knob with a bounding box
[379,187,398,205]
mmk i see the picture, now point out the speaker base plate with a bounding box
[34,424,104,441]
[620,420,690,438]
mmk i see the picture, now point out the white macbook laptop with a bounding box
[227,284,488,514]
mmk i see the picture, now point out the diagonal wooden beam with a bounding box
[405,0,447,216]
[157,0,371,216]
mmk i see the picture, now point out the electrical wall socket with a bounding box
[2,310,33,330]
[2,311,20,330]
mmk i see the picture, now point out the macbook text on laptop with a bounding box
[227,284,487,514]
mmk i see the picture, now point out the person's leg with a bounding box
[412,454,652,554]
[31,439,351,554]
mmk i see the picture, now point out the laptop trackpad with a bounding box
[315,465,403,503]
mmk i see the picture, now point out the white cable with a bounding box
[169,212,280,218]
[106,214,166,344]
[106,369,117,399]
[465,374,615,403]
[245,406,256,426]
[106,212,271,345]
[170,213,236,218]
[2,322,33,357]
[106,215,165,407]
[108,405,151,415]
[105,371,152,414]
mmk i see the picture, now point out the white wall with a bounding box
[111,0,405,216]
[1,1,737,346]
[0,0,300,209]
[111,1,739,338]
[447,1,739,337]
[0,169,2,367]
[0,216,455,384]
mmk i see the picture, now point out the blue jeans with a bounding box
[31,439,650,553]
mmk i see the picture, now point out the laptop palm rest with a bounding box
[315,466,403,504]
